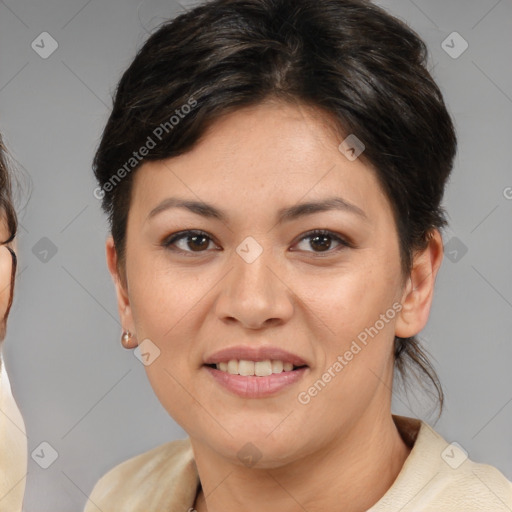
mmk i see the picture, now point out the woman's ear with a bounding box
[106,236,137,348]
[395,229,444,339]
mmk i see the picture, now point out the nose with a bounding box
[214,242,294,330]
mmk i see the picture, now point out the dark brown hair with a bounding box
[0,132,18,338]
[93,0,457,414]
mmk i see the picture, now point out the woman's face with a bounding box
[108,100,429,466]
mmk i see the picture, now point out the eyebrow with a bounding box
[147,196,368,224]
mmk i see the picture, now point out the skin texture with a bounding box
[106,99,443,512]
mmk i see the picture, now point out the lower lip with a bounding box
[204,365,308,398]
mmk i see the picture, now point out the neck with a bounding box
[191,409,411,512]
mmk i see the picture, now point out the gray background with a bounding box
[0,0,511,510]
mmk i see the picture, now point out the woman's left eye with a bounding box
[293,229,351,254]
[162,229,351,255]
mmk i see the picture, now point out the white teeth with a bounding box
[214,359,298,376]
[255,360,272,376]
[271,360,284,373]
[227,360,238,374]
[238,360,254,376]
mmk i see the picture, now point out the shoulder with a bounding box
[420,420,512,507]
[373,416,512,511]
[433,445,512,509]
[84,437,199,512]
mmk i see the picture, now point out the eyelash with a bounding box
[162,229,352,257]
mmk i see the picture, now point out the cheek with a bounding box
[294,271,400,427]
[295,254,402,405]
[128,254,202,340]
[301,261,401,340]
[126,260,205,397]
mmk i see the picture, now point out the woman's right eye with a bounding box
[162,230,217,255]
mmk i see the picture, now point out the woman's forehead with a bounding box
[131,102,379,204]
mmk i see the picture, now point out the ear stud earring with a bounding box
[121,330,133,348]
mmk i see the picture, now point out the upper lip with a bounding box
[203,346,308,366]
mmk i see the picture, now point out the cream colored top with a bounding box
[84,415,512,511]
[0,354,27,512]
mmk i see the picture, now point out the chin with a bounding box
[198,427,311,470]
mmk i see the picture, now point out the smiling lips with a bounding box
[203,345,309,398]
